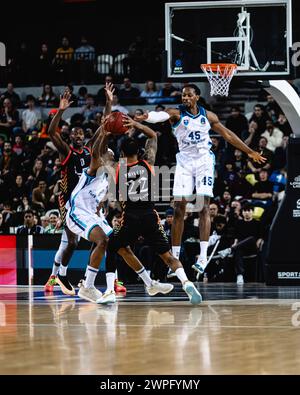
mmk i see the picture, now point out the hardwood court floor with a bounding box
[1,283,300,375]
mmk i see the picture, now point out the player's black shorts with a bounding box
[109,209,170,255]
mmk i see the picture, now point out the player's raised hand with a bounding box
[248,151,267,164]
[59,91,73,111]
[122,114,137,129]
[104,82,115,102]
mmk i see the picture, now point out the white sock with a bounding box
[59,265,67,276]
[106,272,115,293]
[175,268,188,284]
[51,263,60,276]
[136,266,152,287]
[198,241,209,262]
[85,266,98,288]
[172,246,181,259]
[146,270,151,278]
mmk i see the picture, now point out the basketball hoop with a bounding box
[201,63,237,97]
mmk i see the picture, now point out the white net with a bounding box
[201,64,237,97]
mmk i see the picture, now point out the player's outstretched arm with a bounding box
[88,125,111,175]
[123,115,157,165]
[103,82,114,117]
[134,108,180,126]
[87,84,114,149]
[207,111,267,164]
[48,91,73,158]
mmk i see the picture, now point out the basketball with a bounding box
[104,112,129,135]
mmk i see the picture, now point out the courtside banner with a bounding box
[0,235,17,285]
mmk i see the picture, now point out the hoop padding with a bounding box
[201,63,237,97]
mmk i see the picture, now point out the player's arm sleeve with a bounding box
[146,111,170,123]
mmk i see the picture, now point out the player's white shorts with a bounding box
[66,208,112,241]
[173,151,215,198]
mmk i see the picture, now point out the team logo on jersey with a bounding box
[183,118,189,126]
[200,116,206,125]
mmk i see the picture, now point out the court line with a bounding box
[1,323,298,329]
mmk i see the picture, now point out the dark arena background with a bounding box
[1,0,300,386]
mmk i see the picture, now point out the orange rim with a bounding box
[201,63,237,73]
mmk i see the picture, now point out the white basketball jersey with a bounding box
[172,105,212,158]
[66,168,108,215]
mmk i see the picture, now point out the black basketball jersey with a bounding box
[116,159,155,211]
[59,146,91,221]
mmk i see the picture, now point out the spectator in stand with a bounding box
[119,77,141,105]
[64,84,77,107]
[247,137,273,174]
[209,202,219,229]
[54,37,74,64]
[273,135,288,170]
[225,106,248,140]
[218,189,232,216]
[261,120,283,152]
[21,95,42,134]
[38,84,59,108]
[44,211,62,234]
[49,157,62,187]
[223,160,240,191]
[31,179,50,213]
[163,208,174,243]
[81,94,101,121]
[0,212,7,234]
[0,141,19,178]
[227,199,243,228]
[265,95,282,122]
[0,136,5,155]
[40,215,50,230]
[218,203,260,284]
[39,109,68,140]
[247,104,270,148]
[75,36,95,83]
[159,81,181,104]
[211,136,225,174]
[97,75,119,106]
[13,196,30,225]
[125,35,146,81]
[17,209,44,234]
[77,86,88,107]
[74,36,95,61]
[26,159,49,192]
[233,149,247,173]
[111,95,129,114]
[251,169,274,207]
[10,42,33,86]
[12,135,24,156]
[0,98,20,140]
[36,43,53,84]
[275,113,293,137]
[0,202,14,233]
[10,175,27,209]
[140,80,162,104]
[27,130,44,157]
[0,83,21,108]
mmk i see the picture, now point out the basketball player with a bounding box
[97,115,202,305]
[70,121,175,303]
[65,123,113,302]
[44,84,114,295]
[134,84,266,276]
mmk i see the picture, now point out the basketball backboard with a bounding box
[165,0,292,79]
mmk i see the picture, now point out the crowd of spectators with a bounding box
[0,73,296,282]
[2,35,164,85]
